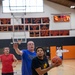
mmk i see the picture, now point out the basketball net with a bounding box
[17,39,22,45]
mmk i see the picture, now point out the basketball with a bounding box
[51,56,62,66]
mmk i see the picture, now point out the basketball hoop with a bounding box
[17,39,22,44]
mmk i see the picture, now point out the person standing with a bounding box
[32,47,59,75]
[13,41,36,75]
[56,47,69,59]
[0,47,18,75]
[56,47,65,75]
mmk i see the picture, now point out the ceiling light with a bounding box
[70,6,75,8]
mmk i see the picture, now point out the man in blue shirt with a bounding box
[13,41,36,75]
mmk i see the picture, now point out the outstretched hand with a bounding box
[51,61,61,67]
[13,43,18,50]
[49,61,60,69]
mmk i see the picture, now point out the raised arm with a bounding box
[62,49,69,53]
[13,43,23,56]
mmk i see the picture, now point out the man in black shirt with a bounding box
[32,47,58,75]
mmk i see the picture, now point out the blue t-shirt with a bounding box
[22,49,36,75]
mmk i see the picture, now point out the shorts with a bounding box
[59,56,63,59]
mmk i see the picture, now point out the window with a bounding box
[2,0,43,13]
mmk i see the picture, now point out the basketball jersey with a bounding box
[1,54,14,73]
[22,50,36,75]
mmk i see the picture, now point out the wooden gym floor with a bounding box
[0,59,75,75]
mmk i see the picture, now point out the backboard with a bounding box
[2,0,43,13]
[11,32,27,44]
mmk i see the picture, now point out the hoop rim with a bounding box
[17,39,22,44]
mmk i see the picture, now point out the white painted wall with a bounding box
[0,0,75,39]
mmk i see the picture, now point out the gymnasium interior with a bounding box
[0,0,75,75]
